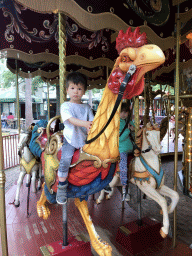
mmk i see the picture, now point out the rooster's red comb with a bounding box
[116,27,147,54]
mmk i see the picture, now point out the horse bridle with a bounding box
[129,127,152,154]
[86,64,137,144]
[142,128,152,153]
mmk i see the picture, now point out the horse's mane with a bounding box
[134,123,160,157]
[134,127,143,157]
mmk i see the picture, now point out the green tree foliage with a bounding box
[152,84,174,95]
[1,69,24,88]
[32,76,45,94]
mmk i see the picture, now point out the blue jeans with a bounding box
[58,138,76,178]
[119,152,128,186]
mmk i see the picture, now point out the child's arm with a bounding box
[68,117,92,133]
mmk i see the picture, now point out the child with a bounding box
[119,103,135,201]
[56,72,94,204]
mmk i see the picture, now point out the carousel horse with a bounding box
[130,122,179,238]
[32,27,165,256]
[14,124,42,207]
[97,123,179,238]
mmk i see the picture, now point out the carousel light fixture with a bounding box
[186,108,192,163]
[186,33,192,54]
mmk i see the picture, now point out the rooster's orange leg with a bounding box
[75,198,112,256]
[37,182,50,219]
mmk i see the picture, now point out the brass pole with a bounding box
[144,82,147,126]
[134,96,140,138]
[47,81,50,121]
[58,12,68,246]
[173,6,180,248]
[16,60,20,136]
[134,96,142,224]
[0,118,8,255]
[59,12,67,107]
[160,84,162,116]
[185,108,191,193]
[167,85,170,152]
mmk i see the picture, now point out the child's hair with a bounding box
[121,102,130,112]
[66,71,88,90]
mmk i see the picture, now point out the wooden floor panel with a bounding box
[1,182,191,256]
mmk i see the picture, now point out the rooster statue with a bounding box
[32,27,165,256]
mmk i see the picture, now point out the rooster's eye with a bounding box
[122,56,127,62]
[121,55,130,63]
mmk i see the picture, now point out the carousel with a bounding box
[0,0,192,255]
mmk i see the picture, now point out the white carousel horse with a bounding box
[14,130,42,207]
[130,123,179,238]
[96,123,179,238]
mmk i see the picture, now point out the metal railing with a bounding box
[2,134,19,169]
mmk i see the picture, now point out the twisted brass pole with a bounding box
[16,60,20,136]
[47,81,50,121]
[167,85,170,153]
[173,6,180,248]
[59,12,67,106]
[134,96,140,136]
[143,82,148,126]
[0,118,8,255]
[134,96,142,224]
[58,11,68,246]
[149,84,155,124]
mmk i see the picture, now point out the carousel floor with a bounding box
[2,178,192,256]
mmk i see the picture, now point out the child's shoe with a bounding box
[56,182,68,204]
[122,185,131,202]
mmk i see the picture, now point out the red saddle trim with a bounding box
[44,147,119,190]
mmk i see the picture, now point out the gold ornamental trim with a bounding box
[7,63,59,79]
[70,148,119,169]
[44,153,60,193]
[66,56,114,69]
[133,171,150,179]
[5,50,114,68]
[43,77,106,89]
[5,49,58,64]
[20,158,37,174]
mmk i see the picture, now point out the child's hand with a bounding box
[129,124,134,131]
[85,121,92,133]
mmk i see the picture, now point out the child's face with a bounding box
[120,110,129,119]
[67,82,85,103]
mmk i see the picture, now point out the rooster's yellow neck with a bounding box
[83,85,121,161]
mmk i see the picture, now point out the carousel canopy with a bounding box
[0,0,192,87]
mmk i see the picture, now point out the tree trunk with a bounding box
[25,78,33,130]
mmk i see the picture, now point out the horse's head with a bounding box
[108,27,165,99]
[144,123,162,155]
[134,122,162,156]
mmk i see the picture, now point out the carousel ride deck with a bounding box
[2,177,191,256]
